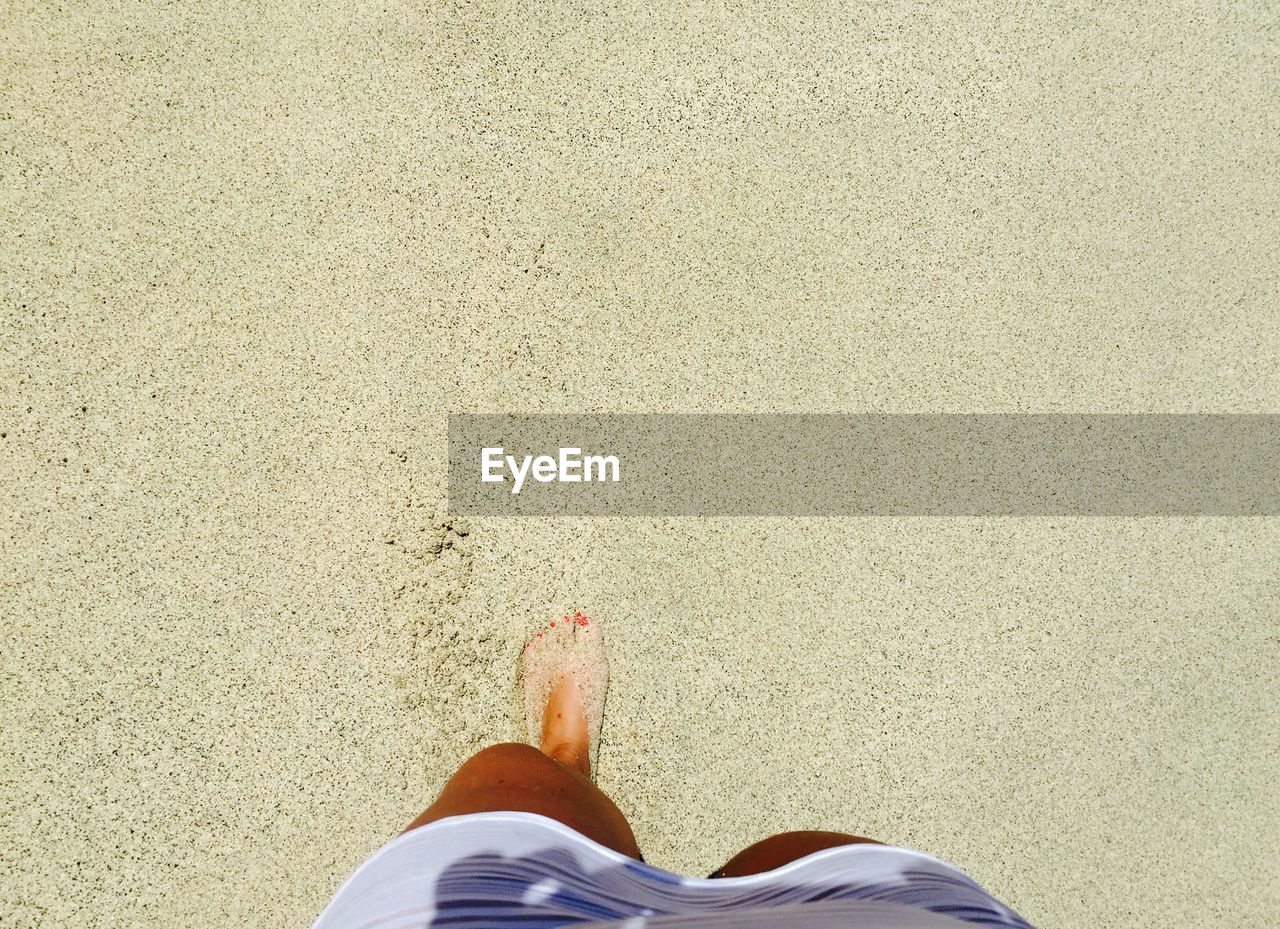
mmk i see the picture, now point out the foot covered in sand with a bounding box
[518,611,608,777]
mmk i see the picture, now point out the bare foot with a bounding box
[517,611,608,777]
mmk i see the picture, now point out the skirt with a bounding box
[312,812,1033,929]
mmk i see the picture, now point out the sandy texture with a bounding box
[3,2,1278,927]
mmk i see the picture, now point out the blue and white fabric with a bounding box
[313,812,1033,929]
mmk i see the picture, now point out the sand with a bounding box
[2,2,1278,927]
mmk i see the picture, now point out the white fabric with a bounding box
[313,811,1031,929]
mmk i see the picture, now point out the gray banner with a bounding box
[447,414,1279,516]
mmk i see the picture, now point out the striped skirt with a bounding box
[313,812,1033,929]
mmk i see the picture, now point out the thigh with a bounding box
[404,743,642,860]
[709,830,882,878]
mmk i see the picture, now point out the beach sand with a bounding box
[3,2,1278,927]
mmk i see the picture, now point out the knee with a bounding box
[452,743,564,783]
[414,742,640,859]
[712,831,881,878]
[463,742,548,766]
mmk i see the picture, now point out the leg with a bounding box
[710,831,883,878]
[404,612,640,859]
[403,742,641,858]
